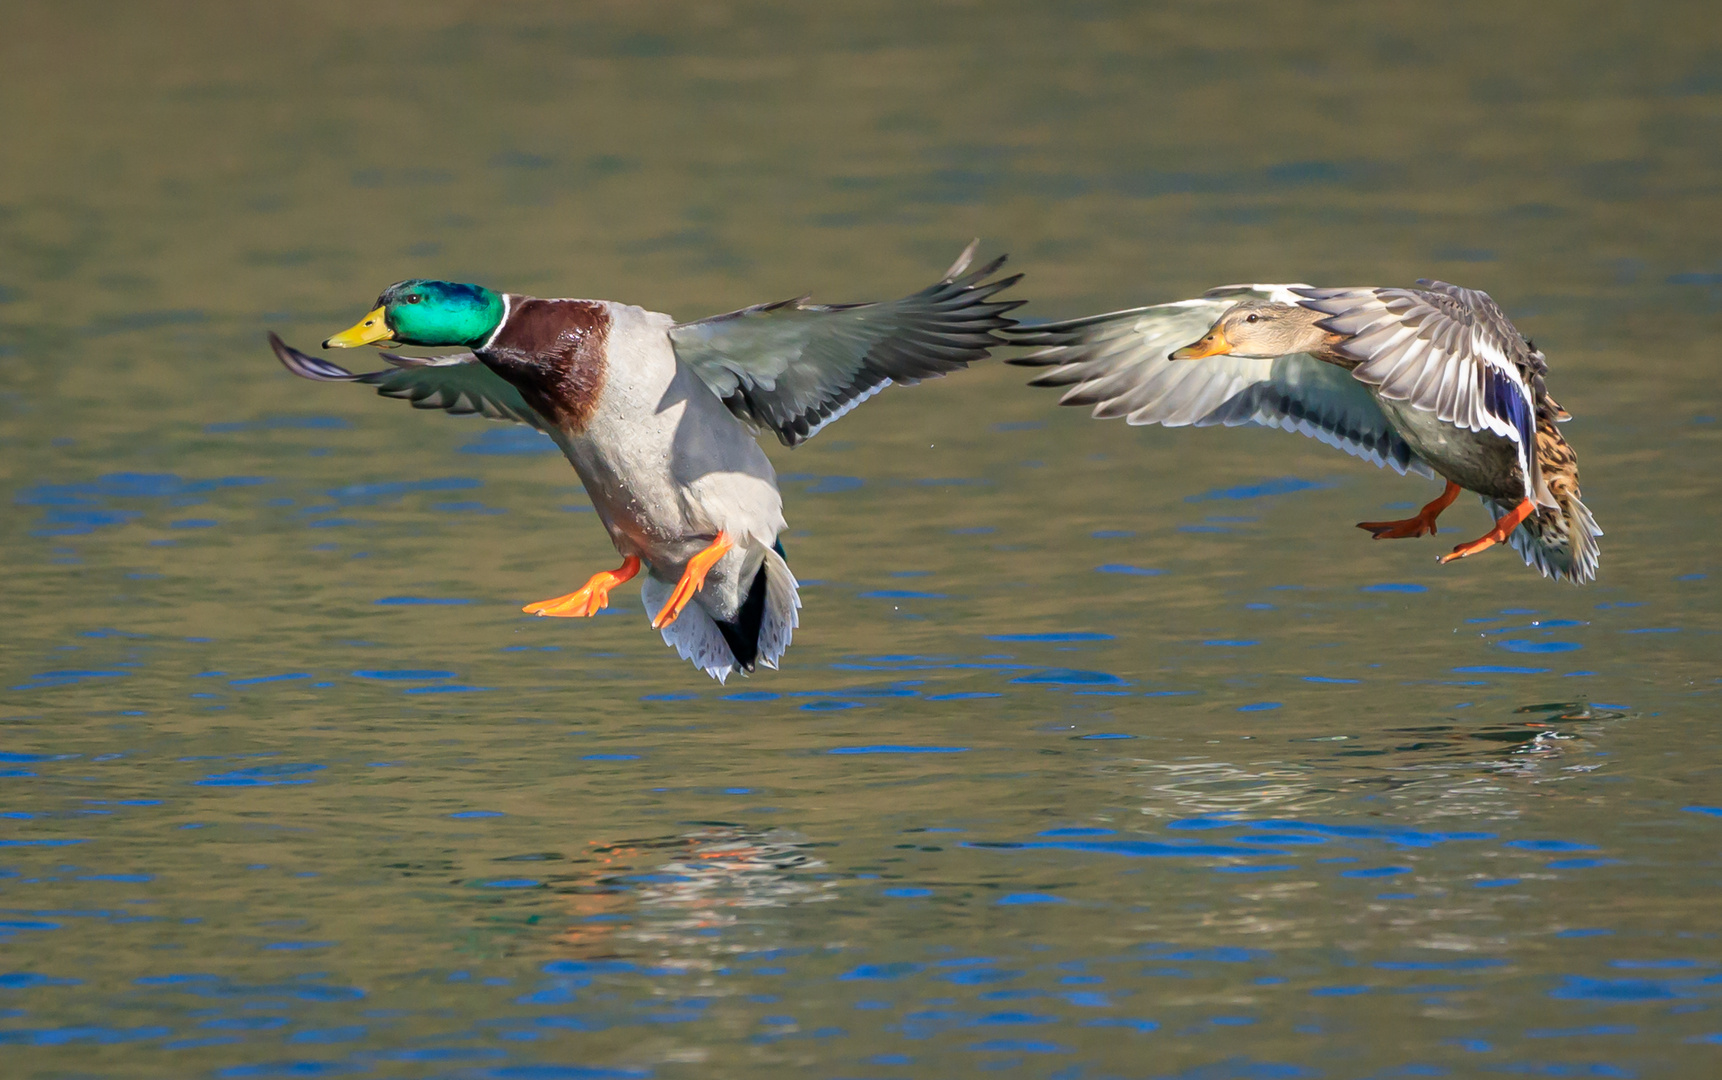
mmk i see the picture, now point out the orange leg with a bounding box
[651,532,735,630]
[523,556,640,618]
[1358,481,1462,540]
[1438,497,1536,564]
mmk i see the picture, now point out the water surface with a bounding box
[3,2,1721,1077]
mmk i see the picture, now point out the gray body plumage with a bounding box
[544,301,786,629]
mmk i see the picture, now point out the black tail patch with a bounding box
[714,563,769,673]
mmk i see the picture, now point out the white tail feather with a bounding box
[756,547,801,671]
[641,576,737,683]
[640,545,802,681]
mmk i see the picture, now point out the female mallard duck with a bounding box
[270,244,1021,679]
[1008,281,1598,582]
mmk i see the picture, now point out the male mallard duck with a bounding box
[1008,281,1598,583]
[270,244,1021,679]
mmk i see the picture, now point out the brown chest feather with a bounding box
[479,299,610,429]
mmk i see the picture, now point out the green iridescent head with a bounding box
[323,279,504,349]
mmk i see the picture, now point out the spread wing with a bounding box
[268,333,550,430]
[1293,282,1536,449]
[668,242,1022,447]
[1005,287,1434,477]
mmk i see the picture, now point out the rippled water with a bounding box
[4,3,1721,1077]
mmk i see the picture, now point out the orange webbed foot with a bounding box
[651,532,734,629]
[1357,481,1462,541]
[1438,497,1536,565]
[1357,516,1440,540]
[523,556,641,618]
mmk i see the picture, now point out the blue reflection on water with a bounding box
[0,1024,172,1046]
[326,477,481,504]
[1187,476,1327,501]
[0,973,81,988]
[1012,669,1125,687]
[970,837,1284,858]
[460,428,559,455]
[1498,640,1583,653]
[229,673,311,686]
[194,764,325,788]
[18,474,272,537]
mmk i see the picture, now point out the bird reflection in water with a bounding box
[553,825,833,960]
[1110,700,1627,823]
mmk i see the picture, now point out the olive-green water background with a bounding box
[2,2,1720,1077]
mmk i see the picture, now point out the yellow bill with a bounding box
[1169,328,1232,360]
[323,307,396,348]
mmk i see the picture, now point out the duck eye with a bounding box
[1245,313,1259,323]
[406,294,422,303]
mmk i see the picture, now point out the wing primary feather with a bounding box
[671,245,1021,446]
[268,333,550,431]
[941,239,981,281]
[270,333,359,381]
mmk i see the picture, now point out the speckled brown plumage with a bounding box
[1481,408,1599,583]
[1537,415,1580,502]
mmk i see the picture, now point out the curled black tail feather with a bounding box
[714,565,770,673]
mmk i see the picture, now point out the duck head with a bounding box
[324,280,504,349]
[1170,300,1328,360]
